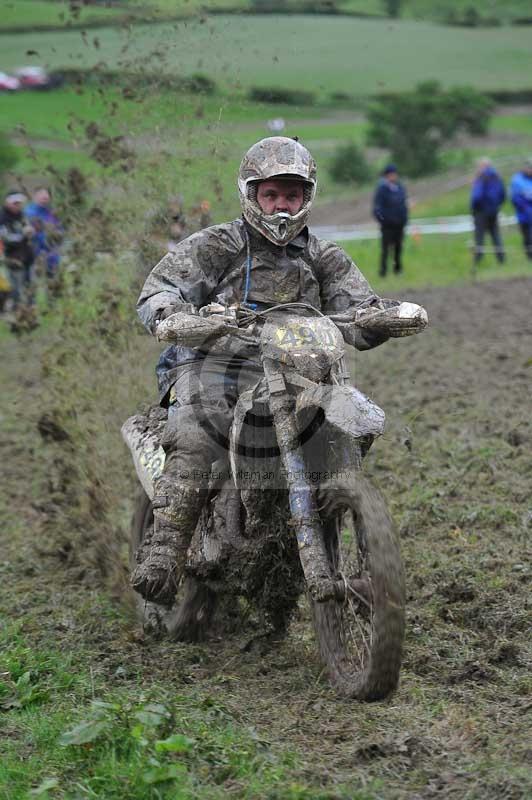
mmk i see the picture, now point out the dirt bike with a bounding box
[123,300,427,700]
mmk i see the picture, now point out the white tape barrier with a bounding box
[313,214,518,242]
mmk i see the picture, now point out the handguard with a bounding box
[155,312,233,347]
[355,302,428,338]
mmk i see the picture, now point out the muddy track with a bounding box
[1,275,531,798]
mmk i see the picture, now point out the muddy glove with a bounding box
[356,302,428,338]
[332,302,394,350]
[155,311,233,347]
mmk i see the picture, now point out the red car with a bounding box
[12,66,62,90]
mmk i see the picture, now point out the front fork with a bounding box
[263,359,336,601]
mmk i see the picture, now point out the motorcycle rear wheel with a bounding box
[312,475,405,700]
[130,489,215,640]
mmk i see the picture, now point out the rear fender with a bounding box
[121,413,166,500]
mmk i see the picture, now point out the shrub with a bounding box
[250,0,338,11]
[444,7,501,27]
[57,68,217,96]
[367,81,493,178]
[463,5,480,27]
[248,86,315,105]
[179,73,217,95]
[0,132,18,188]
[329,142,372,185]
[329,91,355,105]
[382,0,403,19]
[445,86,493,136]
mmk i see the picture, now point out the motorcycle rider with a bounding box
[132,136,408,605]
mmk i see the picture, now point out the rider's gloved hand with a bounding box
[356,302,428,338]
[155,310,231,347]
[332,300,427,349]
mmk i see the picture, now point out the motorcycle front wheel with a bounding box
[312,475,405,701]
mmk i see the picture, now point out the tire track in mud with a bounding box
[0,276,531,798]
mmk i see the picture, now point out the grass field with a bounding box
[7,0,532,31]
[128,0,532,24]
[1,16,532,96]
[344,227,531,292]
[6,90,532,221]
[0,0,250,30]
[0,86,344,143]
[1,8,531,799]
[1,204,531,797]
[339,0,532,21]
[0,0,126,29]
[3,88,531,221]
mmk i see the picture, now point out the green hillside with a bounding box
[1,16,532,97]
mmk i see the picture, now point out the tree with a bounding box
[329,142,372,185]
[366,81,493,177]
[0,132,18,188]
[382,0,403,18]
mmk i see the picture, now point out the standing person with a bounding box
[471,157,506,265]
[166,195,188,252]
[510,157,532,260]
[139,195,188,269]
[0,190,36,315]
[25,186,64,298]
[131,137,426,606]
[192,199,212,231]
[373,164,408,277]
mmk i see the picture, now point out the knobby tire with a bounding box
[312,475,405,700]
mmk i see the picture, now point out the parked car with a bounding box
[12,66,63,90]
[0,72,20,91]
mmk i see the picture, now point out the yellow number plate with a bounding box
[275,321,336,351]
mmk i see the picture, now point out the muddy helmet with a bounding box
[238,137,317,246]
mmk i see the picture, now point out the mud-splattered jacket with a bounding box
[137,219,386,402]
[0,207,34,268]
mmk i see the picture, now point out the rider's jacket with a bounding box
[137,219,385,403]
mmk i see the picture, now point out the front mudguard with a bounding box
[295,383,385,444]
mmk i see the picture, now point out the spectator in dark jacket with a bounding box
[373,164,408,276]
[0,191,35,310]
[510,157,532,260]
[471,158,506,265]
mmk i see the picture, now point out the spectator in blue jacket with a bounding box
[471,158,506,265]
[510,157,532,260]
[373,164,408,276]
[25,187,64,296]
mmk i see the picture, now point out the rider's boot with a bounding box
[131,485,206,606]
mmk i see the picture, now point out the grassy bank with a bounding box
[344,227,531,293]
[9,0,532,32]
[128,0,532,25]
[2,17,532,96]
[3,81,531,223]
[0,0,126,30]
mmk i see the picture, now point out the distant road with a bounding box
[313,214,518,242]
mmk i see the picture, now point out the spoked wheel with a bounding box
[129,488,215,640]
[312,475,405,700]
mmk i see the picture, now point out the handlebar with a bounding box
[156,300,428,346]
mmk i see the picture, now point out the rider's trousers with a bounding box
[155,357,264,520]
